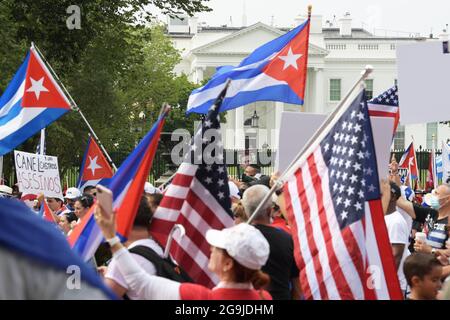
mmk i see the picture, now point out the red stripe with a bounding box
[340,227,366,288]
[170,239,215,288]
[368,200,403,300]
[308,154,355,300]
[171,173,195,188]
[368,110,397,118]
[284,178,313,300]
[295,167,329,300]
[173,210,211,257]
[186,189,229,229]
[363,256,377,300]
[158,195,185,211]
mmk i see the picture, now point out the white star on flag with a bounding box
[87,156,102,176]
[26,77,49,100]
[278,47,303,70]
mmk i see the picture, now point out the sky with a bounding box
[185,0,449,37]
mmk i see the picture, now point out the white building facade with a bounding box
[167,14,450,152]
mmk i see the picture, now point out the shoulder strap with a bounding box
[128,245,163,264]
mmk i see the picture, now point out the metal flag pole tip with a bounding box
[308,5,312,17]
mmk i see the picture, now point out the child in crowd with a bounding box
[403,253,442,300]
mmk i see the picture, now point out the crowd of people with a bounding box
[0,159,449,300]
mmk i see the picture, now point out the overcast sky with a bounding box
[188,0,449,37]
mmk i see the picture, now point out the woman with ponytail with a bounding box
[95,204,272,300]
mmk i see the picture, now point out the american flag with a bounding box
[283,89,403,300]
[367,85,399,135]
[150,86,234,288]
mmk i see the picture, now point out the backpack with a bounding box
[128,245,193,283]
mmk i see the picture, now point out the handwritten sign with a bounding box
[14,150,63,199]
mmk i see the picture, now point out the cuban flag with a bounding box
[399,142,419,184]
[0,46,71,156]
[187,18,311,114]
[77,136,114,192]
[68,111,167,261]
[39,199,56,223]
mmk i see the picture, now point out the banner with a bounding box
[14,150,63,199]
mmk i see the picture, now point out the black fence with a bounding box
[3,148,439,189]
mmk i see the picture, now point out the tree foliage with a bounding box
[0,0,208,178]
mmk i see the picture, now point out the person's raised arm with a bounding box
[94,205,181,300]
[396,194,416,220]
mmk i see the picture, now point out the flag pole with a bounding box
[31,43,118,171]
[432,134,437,189]
[39,128,45,155]
[247,65,374,224]
[411,135,419,189]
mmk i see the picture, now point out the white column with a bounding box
[274,102,284,150]
[196,67,204,84]
[235,108,245,149]
[314,68,325,114]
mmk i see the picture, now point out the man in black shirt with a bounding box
[242,185,301,300]
[396,184,449,253]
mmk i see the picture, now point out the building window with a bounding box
[393,125,405,150]
[390,44,396,50]
[426,123,438,149]
[365,79,374,100]
[329,79,341,101]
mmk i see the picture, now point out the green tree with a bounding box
[0,0,209,181]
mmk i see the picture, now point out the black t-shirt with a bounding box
[254,224,299,300]
[413,204,449,249]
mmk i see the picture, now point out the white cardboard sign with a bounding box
[276,112,326,173]
[14,150,63,199]
[277,113,395,180]
[397,41,450,125]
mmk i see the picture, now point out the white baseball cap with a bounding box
[144,182,162,194]
[228,181,240,200]
[206,223,270,270]
[0,185,12,197]
[64,187,81,200]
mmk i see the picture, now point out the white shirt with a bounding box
[385,211,410,291]
[105,238,164,300]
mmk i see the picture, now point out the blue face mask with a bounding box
[430,195,442,210]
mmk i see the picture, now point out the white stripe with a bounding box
[190,177,234,228]
[153,207,179,222]
[173,227,219,285]
[301,160,340,299]
[367,104,398,114]
[314,149,365,299]
[178,162,198,176]
[180,201,216,246]
[113,180,132,209]
[0,81,25,117]
[0,107,46,140]
[365,203,390,300]
[164,185,189,199]
[79,179,102,192]
[286,174,322,300]
[188,72,287,110]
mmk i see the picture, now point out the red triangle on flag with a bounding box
[81,138,114,181]
[21,48,71,109]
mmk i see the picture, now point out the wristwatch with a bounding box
[106,236,120,247]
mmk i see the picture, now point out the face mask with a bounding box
[430,195,441,210]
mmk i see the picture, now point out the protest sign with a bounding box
[14,150,63,199]
[397,41,450,124]
[277,113,394,179]
[276,112,327,173]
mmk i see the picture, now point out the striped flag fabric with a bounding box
[68,110,167,261]
[367,85,399,135]
[40,199,56,223]
[150,86,234,288]
[0,46,71,156]
[283,88,403,300]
